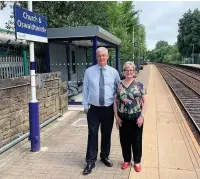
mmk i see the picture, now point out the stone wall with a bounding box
[0,72,68,148]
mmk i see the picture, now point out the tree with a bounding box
[177,8,200,56]
[146,49,157,61]
[0,1,110,30]
[138,25,147,59]
[120,1,138,36]
[147,8,200,64]
[155,40,168,49]
[0,1,147,60]
[106,2,131,57]
[106,1,145,59]
[146,41,182,63]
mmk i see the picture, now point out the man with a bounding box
[82,47,120,175]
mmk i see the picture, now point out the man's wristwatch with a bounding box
[140,113,145,118]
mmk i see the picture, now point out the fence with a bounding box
[0,55,24,79]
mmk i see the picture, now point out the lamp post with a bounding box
[191,44,194,64]
[132,26,134,61]
[137,10,142,70]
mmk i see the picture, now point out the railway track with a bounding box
[166,65,200,81]
[156,64,200,135]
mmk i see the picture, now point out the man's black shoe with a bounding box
[101,158,113,167]
[82,163,95,175]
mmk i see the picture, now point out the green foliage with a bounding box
[138,25,147,59]
[0,1,147,60]
[147,8,200,64]
[2,1,110,29]
[106,1,143,59]
[155,40,168,49]
[177,8,200,56]
[146,40,182,63]
[0,1,6,10]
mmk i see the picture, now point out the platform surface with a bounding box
[0,65,199,179]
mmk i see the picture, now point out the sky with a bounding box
[0,4,12,30]
[134,1,200,50]
[0,1,200,50]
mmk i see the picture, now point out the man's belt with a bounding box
[90,104,113,108]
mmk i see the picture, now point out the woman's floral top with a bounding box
[116,79,146,119]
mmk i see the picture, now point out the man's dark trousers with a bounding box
[85,104,114,163]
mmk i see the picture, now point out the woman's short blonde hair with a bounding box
[123,61,135,71]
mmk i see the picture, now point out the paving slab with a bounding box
[159,168,198,179]
[1,64,199,179]
[129,167,159,179]
[129,65,200,179]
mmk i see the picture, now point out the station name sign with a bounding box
[14,5,48,43]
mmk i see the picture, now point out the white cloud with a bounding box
[134,1,200,50]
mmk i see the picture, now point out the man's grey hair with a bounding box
[123,61,135,71]
[96,47,108,55]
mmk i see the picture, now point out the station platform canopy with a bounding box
[47,25,121,48]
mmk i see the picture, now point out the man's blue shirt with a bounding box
[82,64,120,109]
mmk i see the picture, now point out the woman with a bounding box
[114,61,147,172]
